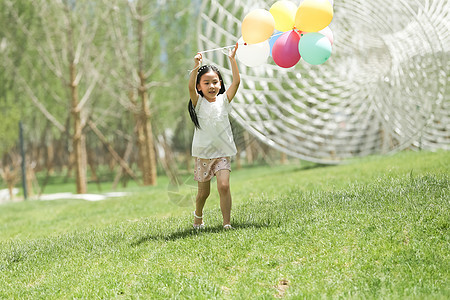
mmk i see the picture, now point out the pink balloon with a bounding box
[272,30,301,68]
[319,26,334,45]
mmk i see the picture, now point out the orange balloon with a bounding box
[242,9,275,44]
[295,0,333,32]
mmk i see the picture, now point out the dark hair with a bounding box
[188,65,226,129]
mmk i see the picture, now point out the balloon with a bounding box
[269,1,298,32]
[272,30,301,68]
[298,32,332,65]
[319,26,334,45]
[299,0,334,8]
[269,31,282,56]
[236,37,270,67]
[242,9,275,44]
[295,0,333,32]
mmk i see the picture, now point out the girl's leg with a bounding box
[194,180,210,225]
[216,170,232,226]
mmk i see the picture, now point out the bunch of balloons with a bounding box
[237,0,334,68]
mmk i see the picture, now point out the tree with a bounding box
[2,0,197,192]
[106,0,193,186]
[3,0,113,193]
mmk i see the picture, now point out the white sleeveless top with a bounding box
[192,94,237,159]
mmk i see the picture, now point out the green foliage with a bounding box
[0,0,198,157]
[0,150,448,298]
[0,1,35,155]
[0,98,20,156]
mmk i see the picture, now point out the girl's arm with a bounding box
[188,53,202,106]
[226,43,240,102]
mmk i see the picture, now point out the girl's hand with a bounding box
[228,43,238,59]
[225,42,240,102]
[194,52,202,67]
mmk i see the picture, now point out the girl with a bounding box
[188,44,240,229]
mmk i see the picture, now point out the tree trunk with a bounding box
[112,139,133,189]
[244,131,254,165]
[26,162,36,197]
[87,149,98,182]
[280,152,287,164]
[70,61,87,194]
[65,2,88,195]
[136,82,157,186]
[0,155,20,201]
[46,143,55,175]
[133,1,157,186]
[235,151,242,170]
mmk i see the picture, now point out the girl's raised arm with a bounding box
[188,53,202,106]
[226,43,241,102]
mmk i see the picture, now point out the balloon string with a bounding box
[199,45,235,54]
[189,31,288,73]
[198,31,286,54]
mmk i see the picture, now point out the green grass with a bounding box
[0,150,448,298]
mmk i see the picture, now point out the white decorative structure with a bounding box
[198,0,449,163]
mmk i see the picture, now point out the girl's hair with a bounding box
[188,65,226,129]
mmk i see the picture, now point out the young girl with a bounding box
[188,44,240,229]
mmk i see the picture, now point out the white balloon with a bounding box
[236,37,270,67]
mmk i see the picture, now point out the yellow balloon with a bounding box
[269,1,297,32]
[294,0,333,32]
[242,9,275,44]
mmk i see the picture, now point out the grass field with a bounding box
[0,150,448,298]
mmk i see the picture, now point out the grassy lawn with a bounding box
[0,150,448,298]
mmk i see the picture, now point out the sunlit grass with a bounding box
[0,150,448,298]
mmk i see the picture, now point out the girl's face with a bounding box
[197,71,221,101]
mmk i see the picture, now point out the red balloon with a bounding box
[272,30,301,68]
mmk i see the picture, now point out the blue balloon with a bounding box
[269,30,283,57]
[298,32,332,65]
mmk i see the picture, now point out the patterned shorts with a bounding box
[194,157,231,182]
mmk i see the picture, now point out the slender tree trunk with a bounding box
[244,131,254,165]
[112,139,133,189]
[65,2,88,194]
[0,154,20,201]
[46,143,54,175]
[137,75,157,186]
[135,2,157,186]
[87,149,98,182]
[280,152,287,164]
[70,61,87,194]
[26,162,35,197]
[235,151,242,170]
[135,102,157,186]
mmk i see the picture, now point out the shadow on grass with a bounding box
[131,221,268,246]
[294,163,333,172]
